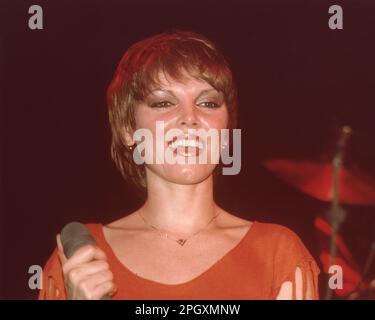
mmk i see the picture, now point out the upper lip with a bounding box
[167,134,204,150]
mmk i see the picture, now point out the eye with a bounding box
[150,101,174,108]
[198,101,220,109]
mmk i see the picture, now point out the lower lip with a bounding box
[173,146,203,157]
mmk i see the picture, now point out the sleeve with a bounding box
[38,247,67,300]
[272,226,320,300]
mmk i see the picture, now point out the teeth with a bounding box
[170,139,203,150]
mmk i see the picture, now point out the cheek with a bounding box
[135,107,176,132]
[201,109,229,130]
[220,108,230,129]
[134,107,158,131]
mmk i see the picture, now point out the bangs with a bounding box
[128,35,234,105]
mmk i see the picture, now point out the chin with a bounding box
[148,163,216,185]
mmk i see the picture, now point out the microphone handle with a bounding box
[60,222,111,300]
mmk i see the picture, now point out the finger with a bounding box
[77,260,110,276]
[77,269,114,291]
[66,260,111,282]
[62,245,107,275]
[109,283,118,297]
[92,280,116,300]
[56,234,67,264]
[74,272,114,300]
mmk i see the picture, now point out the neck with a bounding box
[140,169,218,235]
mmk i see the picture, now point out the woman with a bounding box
[38,30,320,300]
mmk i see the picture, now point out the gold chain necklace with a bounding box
[138,210,220,246]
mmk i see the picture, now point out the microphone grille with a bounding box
[60,222,97,258]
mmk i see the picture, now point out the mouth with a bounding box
[167,135,205,158]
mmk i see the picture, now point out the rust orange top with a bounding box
[38,221,320,300]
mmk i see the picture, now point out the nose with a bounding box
[177,103,200,129]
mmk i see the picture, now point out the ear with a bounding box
[121,125,135,147]
[221,129,230,149]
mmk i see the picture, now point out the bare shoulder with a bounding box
[215,207,252,228]
[103,211,147,240]
[105,211,143,230]
[212,207,254,241]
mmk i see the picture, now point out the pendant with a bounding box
[176,239,187,246]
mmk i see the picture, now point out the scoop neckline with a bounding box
[96,220,257,288]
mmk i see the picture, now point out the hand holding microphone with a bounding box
[57,222,117,300]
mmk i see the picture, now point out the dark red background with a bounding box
[1,0,375,299]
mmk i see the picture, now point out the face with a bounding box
[128,72,229,185]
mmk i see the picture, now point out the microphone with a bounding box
[60,222,111,300]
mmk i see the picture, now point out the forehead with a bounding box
[149,70,216,93]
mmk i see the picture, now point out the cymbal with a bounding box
[263,159,375,206]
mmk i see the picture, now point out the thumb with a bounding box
[109,283,118,297]
[56,234,67,264]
